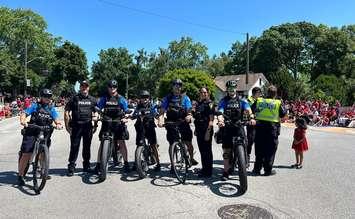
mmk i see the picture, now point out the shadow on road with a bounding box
[273,165,294,169]
[0,170,40,196]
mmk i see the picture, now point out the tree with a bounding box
[91,47,134,96]
[0,7,57,95]
[165,37,208,70]
[204,53,231,77]
[49,41,88,87]
[312,74,348,104]
[158,69,215,101]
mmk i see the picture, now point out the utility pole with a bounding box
[24,40,28,96]
[125,72,128,98]
[246,32,249,86]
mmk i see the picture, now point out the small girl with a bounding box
[291,117,309,169]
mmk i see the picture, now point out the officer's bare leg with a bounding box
[19,153,32,176]
[151,144,160,164]
[223,148,232,173]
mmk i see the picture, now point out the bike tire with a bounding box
[33,145,49,194]
[135,146,148,179]
[99,140,111,182]
[235,144,248,194]
[169,142,187,184]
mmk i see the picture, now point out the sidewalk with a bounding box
[282,122,355,135]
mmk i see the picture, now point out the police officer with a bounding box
[18,89,62,185]
[132,90,160,171]
[64,80,98,176]
[95,80,131,172]
[252,85,286,176]
[192,87,214,178]
[246,87,262,165]
[158,79,198,169]
[216,80,255,181]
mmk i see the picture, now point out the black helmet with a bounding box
[107,80,118,88]
[172,79,183,87]
[80,80,90,86]
[226,80,238,89]
[139,90,150,98]
[40,89,52,98]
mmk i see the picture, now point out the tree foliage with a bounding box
[158,69,215,101]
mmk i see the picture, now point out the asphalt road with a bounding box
[0,113,354,218]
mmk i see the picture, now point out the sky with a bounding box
[1,0,355,68]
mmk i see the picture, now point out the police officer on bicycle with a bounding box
[192,87,214,178]
[132,90,160,171]
[64,80,98,176]
[18,89,62,185]
[94,80,131,172]
[157,79,198,170]
[216,80,255,181]
[252,85,286,176]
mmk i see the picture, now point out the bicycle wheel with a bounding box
[235,144,248,194]
[169,142,188,184]
[99,139,111,182]
[33,145,49,194]
[135,146,149,179]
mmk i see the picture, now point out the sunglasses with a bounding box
[108,86,117,89]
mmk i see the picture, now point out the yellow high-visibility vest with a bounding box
[247,96,255,105]
[255,98,281,123]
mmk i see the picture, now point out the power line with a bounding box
[98,0,246,35]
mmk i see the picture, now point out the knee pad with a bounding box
[223,148,232,159]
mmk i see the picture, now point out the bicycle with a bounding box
[134,111,157,179]
[19,124,59,194]
[216,113,250,195]
[96,109,131,182]
[164,121,191,184]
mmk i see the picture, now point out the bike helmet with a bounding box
[226,80,238,88]
[139,90,150,98]
[107,79,118,88]
[172,79,183,87]
[40,89,52,98]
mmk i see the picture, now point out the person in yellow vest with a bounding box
[252,85,286,176]
[246,87,262,166]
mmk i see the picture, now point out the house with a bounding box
[214,73,268,101]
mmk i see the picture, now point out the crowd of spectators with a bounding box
[284,100,355,128]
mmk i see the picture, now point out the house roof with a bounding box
[215,73,268,92]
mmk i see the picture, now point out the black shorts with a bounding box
[20,128,53,153]
[166,121,193,145]
[99,121,128,141]
[221,125,246,149]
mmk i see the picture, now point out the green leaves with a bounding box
[158,69,215,101]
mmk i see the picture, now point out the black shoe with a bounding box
[83,162,91,172]
[131,164,137,171]
[221,172,229,181]
[154,164,161,172]
[198,171,212,178]
[18,176,25,186]
[123,162,131,173]
[251,170,261,176]
[67,164,75,177]
[46,175,51,180]
[190,158,198,166]
[264,170,276,176]
[92,164,100,174]
[67,169,74,177]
